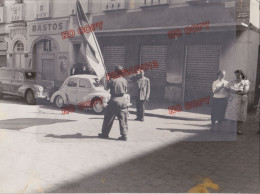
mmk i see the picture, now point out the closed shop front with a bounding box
[104,45,126,72]
[140,45,167,100]
[184,44,221,102]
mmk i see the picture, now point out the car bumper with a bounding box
[35,92,50,100]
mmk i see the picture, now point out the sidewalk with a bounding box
[0,99,259,193]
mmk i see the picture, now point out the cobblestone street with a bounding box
[0,98,259,193]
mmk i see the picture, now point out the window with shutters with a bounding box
[143,0,168,6]
[103,0,126,11]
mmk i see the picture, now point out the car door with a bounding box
[65,78,78,104]
[77,78,93,104]
[10,71,24,96]
[0,69,13,94]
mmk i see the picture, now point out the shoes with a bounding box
[118,136,127,141]
[134,118,144,122]
[98,133,109,139]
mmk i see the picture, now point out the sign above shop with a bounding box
[10,27,27,40]
[28,19,68,36]
[236,0,250,23]
[36,0,51,19]
[11,4,23,21]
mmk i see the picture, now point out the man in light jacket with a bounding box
[132,70,150,121]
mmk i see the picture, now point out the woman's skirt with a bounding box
[211,97,228,122]
[225,94,248,122]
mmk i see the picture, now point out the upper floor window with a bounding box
[0,0,4,7]
[11,3,23,21]
[36,0,51,19]
[144,0,168,6]
[103,0,126,11]
[15,0,23,3]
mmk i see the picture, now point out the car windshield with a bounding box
[25,72,46,80]
[91,78,103,87]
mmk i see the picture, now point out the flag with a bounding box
[76,0,106,79]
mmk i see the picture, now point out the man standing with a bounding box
[132,70,150,121]
[98,65,128,141]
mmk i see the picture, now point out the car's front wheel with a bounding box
[55,95,64,108]
[25,89,36,105]
[92,98,104,114]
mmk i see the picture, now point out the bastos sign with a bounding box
[28,19,68,36]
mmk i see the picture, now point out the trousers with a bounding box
[101,101,128,137]
[136,99,145,120]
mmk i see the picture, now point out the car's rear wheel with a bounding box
[55,95,64,108]
[92,97,104,114]
[25,89,36,105]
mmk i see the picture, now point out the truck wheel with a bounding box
[25,89,36,105]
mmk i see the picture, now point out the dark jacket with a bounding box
[106,77,128,108]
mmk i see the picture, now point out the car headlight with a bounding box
[38,87,44,92]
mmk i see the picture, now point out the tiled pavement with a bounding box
[0,98,259,193]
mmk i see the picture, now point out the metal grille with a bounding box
[104,46,126,73]
[185,44,221,101]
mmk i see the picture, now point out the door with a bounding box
[77,78,93,104]
[65,78,78,104]
[11,71,24,96]
[42,59,55,81]
[140,45,167,100]
[184,45,221,102]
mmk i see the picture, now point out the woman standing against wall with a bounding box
[225,70,250,135]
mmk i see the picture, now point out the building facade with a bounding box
[0,0,259,106]
[0,0,90,87]
[90,0,259,106]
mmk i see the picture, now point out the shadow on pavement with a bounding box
[47,116,259,193]
[0,118,75,130]
[45,133,118,141]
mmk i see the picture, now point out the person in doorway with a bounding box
[98,65,129,141]
[225,70,250,135]
[211,70,229,130]
[131,69,150,121]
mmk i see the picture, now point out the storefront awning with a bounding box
[95,22,248,36]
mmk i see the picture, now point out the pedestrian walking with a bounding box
[98,65,129,141]
[225,70,250,135]
[211,70,229,130]
[131,69,150,121]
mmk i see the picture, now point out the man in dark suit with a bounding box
[132,70,150,121]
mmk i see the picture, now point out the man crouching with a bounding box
[98,65,128,141]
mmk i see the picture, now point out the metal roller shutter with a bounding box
[104,46,126,73]
[255,46,260,104]
[184,45,221,102]
[140,45,167,100]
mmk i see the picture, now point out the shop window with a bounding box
[103,0,126,11]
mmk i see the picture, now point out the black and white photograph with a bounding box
[0,0,259,193]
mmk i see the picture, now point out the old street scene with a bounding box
[0,0,259,193]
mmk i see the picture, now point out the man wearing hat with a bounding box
[98,65,129,141]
